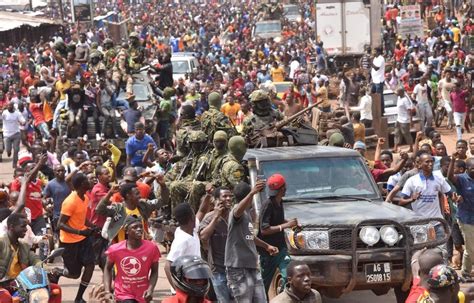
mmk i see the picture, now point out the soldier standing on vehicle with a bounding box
[102,38,116,70]
[169,131,210,211]
[258,174,299,293]
[175,105,201,158]
[207,131,228,182]
[241,90,283,144]
[201,92,235,139]
[158,87,173,150]
[87,51,105,75]
[219,136,247,189]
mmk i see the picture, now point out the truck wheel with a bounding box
[268,268,284,299]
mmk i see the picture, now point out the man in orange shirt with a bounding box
[58,173,97,303]
[221,95,241,125]
[111,167,152,202]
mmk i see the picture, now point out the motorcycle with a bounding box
[0,248,65,303]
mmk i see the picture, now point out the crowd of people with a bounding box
[0,0,472,302]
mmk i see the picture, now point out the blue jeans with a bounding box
[37,122,51,140]
[371,82,385,115]
[211,272,232,302]
[226,267,266,303]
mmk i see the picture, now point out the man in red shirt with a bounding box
[10,155,47,235]
[87,166,113,269]
[450,82,469,141]
[28,88,51,141]
[104,215,160,303]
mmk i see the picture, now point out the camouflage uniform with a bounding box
[87,51,106,74]
[112,47,130,91]
[201,92,236,139]
[169,131,210,212]
[175,105,202,158]
[207,131,228,182]
[241,90,284,137]
[103,39,117,70]
[218,136,247,189]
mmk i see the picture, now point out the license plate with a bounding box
[365,263,391,283]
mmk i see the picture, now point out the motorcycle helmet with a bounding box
[171,255,212,297]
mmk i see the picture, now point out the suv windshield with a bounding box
[260,157,378,200]
[172,60,190,74]
[255,22,281,34]
[284,5,299,15]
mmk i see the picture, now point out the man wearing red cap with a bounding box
[258,173,298,293]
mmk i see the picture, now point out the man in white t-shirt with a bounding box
[438,69,457,128]
[2,102,26,167]
[400,153,452,255]
[412,76,433,132]
[394,87,414,153]
[371,47,386,115]
[351,87,373,127]
[164,201,208,293]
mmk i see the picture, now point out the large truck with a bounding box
[316,0,381,67]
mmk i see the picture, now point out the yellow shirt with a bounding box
[117,207,142,242]
[271,67,285,82]
[55,80,71,100]
[451,27,461,43]
[7,245,22,279]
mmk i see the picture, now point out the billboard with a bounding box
[398,5,424,38]
[71,0,92,22]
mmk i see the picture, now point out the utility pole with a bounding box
[58,0,65,22]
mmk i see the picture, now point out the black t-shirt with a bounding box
[257,198,286,255]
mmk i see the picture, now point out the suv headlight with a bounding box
[293,230,329,250]
[359,226,380,246]
[380,225,400,246]
[410,224,436,244]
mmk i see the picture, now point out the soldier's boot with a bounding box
[188,182,206,212]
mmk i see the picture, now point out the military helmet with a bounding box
[208,92,222,108]
[188,131,208,143]
[90,51,101,59]
[228,136,247,161]
[103,38,113,45]
[249,89,269,103]
[213,130,228,142]
[163,87,175,99]
[129,32,139,39]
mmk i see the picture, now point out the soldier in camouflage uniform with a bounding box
[207,130,228,182]
[201,91,236,139]
[241,89,284,141]
[219,135,247,189]
[175,105,201,158]
[169,130,210,212]
[103,38,116,70]
[112,43,130,93]
[87,51,106,74]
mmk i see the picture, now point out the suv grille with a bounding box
[329,226,406,251]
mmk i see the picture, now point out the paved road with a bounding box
[0,127,465,302]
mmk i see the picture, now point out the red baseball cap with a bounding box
[267,174,286,196]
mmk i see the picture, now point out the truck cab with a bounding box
[245,146,449,298]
